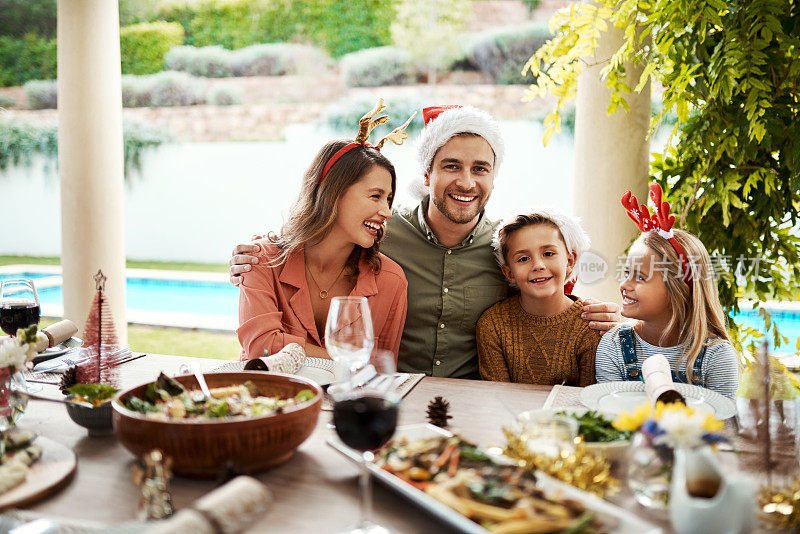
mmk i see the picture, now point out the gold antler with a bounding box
[375,111,418,150]
[355,98,390,144]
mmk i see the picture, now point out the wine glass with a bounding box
[332,350,400,534]
[0,279,40,337]
[325,296,374,386]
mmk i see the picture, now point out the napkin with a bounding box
[145,476,273,534]
[31,320,79,353]
[243,343,305,374]
[642,354,685,404]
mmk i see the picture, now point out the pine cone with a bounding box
[426,396,452,428]
[59,366,79,395]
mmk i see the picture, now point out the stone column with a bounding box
[573,25,650,304]
[58,0,127,343]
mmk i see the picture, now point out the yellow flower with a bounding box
[654,401,695,421]
[702,413,724,432]
[613,403,651,432]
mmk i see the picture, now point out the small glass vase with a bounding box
[0,365,28,433]
[627,431,674,509]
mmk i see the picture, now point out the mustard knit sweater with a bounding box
[476,295,601,386]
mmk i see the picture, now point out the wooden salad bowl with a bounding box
[112,372,322,478]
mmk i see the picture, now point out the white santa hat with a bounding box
[416,105,505,178]
[492,206,590,294]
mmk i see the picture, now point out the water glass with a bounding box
[325,296,374,384]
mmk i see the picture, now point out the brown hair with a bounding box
[494,214,562,265]
[268,139,396,274]
[638,229,731,381]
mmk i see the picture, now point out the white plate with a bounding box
[295,357,338,387]
[328,423,661,534]
[580,381,736,419]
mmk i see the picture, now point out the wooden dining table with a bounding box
[5,353,788,533]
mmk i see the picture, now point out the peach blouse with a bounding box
[237,241,408,361]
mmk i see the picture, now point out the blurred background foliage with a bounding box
[0,0,550,90]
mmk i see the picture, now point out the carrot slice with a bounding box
[434,442,457,469]
[447,448,460,477]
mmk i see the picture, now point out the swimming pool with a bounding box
[2,266,799,350]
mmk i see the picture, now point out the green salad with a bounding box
[125,373,315,420]
[557,410,632,443]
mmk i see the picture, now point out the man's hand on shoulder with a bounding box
[581,298,622,332]
[230,243,261,286]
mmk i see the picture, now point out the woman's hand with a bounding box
[230,243,261,285]
[581,298,623,331]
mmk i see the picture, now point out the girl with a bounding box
[477,207,601,385]
[237,101,410,361]
[595,184,738,399]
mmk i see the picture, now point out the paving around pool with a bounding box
[2,264,799,355]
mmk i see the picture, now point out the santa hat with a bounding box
[416,105,505,177]
[492,207,590,295]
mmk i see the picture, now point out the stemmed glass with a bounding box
[325,296,374,386]
[0,279,40,336]
[332,350,400,534]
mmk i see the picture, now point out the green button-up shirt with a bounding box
[381,197,509,378]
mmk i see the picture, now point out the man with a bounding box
[230,105,620,378]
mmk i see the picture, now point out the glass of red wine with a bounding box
[331,350,400,534]
[0,279,40,337]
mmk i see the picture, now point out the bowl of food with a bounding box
[517,408,631,463]
[112,372,322,477]
[65,384,118,436]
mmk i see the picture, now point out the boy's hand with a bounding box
[230,243,261,286]
[581,298,622,331]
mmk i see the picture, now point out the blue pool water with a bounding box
[37,277,239,317]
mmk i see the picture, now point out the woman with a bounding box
[238,102,410,360]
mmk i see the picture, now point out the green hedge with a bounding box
[0,0,57,39]
[120,21,185,75]
[0,34,57,87]
[155,0,394,58]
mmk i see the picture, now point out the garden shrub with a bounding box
[154,0,393,58]
[0,0,57,39]
[120,21,185,75]
[293,0,395,58]
[0,34,57,87]
[187,0,295,50]
[121,72,206,107]
[230,43,329,76]
[322,96,424,137]
[0,94,16,108]
[340,47,415,88]
[23,79,57,109]
[165,46,233,77]
[464,24,551,84]
[207,85,242,105]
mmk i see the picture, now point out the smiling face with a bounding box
[330,164,393,249]
[619,241,672,323]
[500,223,576,301]
[425,134,495,225]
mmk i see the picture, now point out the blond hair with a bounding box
[637,229,731,381]
[268,139,396,274]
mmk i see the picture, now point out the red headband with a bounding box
[319,142,375,185]
[621,183,692,286]
[317,99,417,185]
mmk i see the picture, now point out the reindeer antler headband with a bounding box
[621,183,692,285]
[319,99,416,184]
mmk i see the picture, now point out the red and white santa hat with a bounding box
[416,105,505,177]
